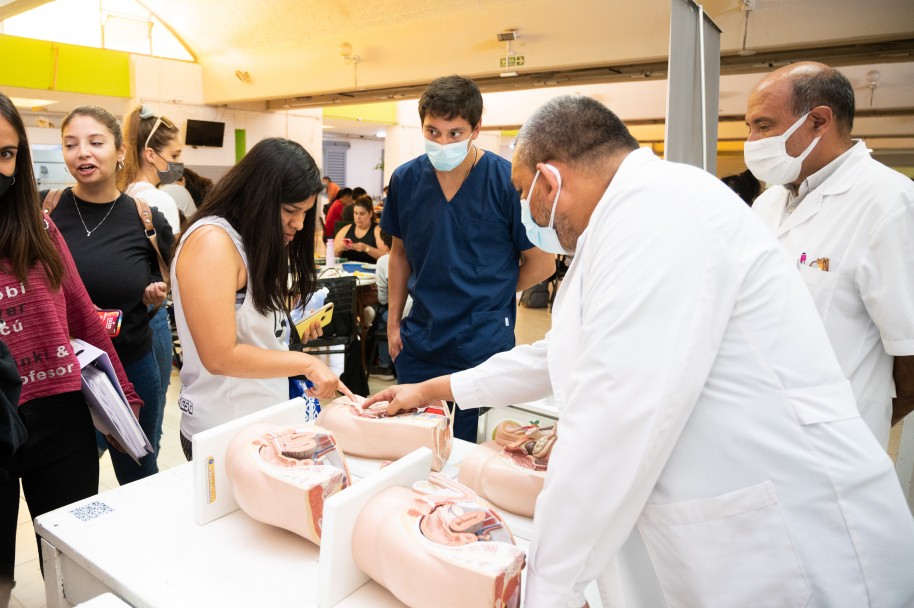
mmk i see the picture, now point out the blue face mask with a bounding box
[424,138,471,172]
[520,164,569,255]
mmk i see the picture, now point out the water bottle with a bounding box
[325,238,335,266]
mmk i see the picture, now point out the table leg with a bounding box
[41,538,69,608]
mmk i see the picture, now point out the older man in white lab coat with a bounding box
[745,62,914,447]
[365,96,914,608]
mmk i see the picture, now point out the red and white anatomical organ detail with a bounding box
[353,474,525,608]
[224,423,351,545]
[458,421,556,518]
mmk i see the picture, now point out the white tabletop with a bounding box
[36,464,405,608]
[35,438,534,608]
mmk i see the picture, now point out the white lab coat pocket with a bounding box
[797,263,839,319]
[637,481,810,608]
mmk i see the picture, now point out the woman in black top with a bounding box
[48,105,173,485]
[333,195,384,264]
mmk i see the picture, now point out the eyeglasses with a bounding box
[144,115,175,149]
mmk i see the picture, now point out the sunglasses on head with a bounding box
[144,115,175,149]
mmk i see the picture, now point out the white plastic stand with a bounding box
[191,397,313,525]
[318,447,433,607]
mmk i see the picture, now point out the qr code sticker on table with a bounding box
[69,501,114,522]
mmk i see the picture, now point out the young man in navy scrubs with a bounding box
[381,74,554,442]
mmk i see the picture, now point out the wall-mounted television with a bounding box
[185,119,225,148]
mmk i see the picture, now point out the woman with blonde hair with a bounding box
[119,105,183,452]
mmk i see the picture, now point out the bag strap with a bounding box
[132,196,171,317]
[41,188,64,217]
[132,196,170,289]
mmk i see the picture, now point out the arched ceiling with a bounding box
[5,0,914,163]
[130,0,914,107]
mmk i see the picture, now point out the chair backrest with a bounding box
[333,220,348,238]
[318,275,359,340]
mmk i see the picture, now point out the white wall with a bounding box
[19,55,326,187]
[335,137,384,197]
[131,55,323,170]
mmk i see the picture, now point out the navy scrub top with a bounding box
[381,151,534,383]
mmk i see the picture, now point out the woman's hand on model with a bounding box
[142,281,168,306]
[304,356,356,401]
[362,383,424,416]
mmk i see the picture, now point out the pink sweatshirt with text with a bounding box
[0,217,142,416]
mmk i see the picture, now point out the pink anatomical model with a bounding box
[316,396,452,471]
[457,421,556,518]
[225,423,351,544]
[352,474,525,608]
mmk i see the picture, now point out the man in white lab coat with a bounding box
[745,62,914,446]
[365,95,914,608]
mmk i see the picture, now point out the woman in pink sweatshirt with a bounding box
[0,92,142,600]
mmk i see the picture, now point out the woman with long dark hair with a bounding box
[173,137,353,460]
[0,92,141,600]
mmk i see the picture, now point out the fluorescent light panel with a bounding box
[9,97,58,109]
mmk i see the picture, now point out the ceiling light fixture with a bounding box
[737,0,757,57]
[9,97,57,109]
[865,70,881,107]
[339,42,361,88]
[339,42,360,65]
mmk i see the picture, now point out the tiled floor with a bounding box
[8,304,553,608]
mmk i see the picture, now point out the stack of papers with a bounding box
[71,339,153,464]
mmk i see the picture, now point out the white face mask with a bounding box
[424,138,471,172]
[744,111,820,186]
[520,164,570,255]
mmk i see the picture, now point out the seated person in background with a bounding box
[172,137,354,461]
[334,195,385,264]
[183,168,213,210]
[323,187,352,238]
[370,230,412,381]
[159,176,195,229]
[721,169,761,206]
[341,186,367,224]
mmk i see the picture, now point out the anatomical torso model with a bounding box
[352,473,525,608]
[316,396,452,471]
[225,423,351,544]
[458,421,556,518]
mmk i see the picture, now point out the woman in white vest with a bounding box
[172,138,354,460]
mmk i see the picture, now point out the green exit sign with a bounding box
[499,55,525,68]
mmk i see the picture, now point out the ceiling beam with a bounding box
[0,0,52,21]
[265,37,914,110]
